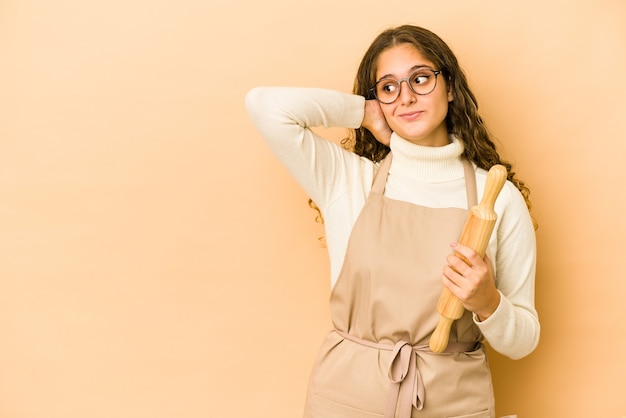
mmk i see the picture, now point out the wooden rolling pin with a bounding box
[429,164,508,353]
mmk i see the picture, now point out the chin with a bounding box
[397,131,427,142]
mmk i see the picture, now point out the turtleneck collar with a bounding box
[388,132,466,182]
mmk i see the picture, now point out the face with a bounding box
[374,43,453,146]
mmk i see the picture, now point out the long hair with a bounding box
[343,25,533,213]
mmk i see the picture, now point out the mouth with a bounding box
[398,110,424,121]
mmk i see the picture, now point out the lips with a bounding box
[398,110,424,121]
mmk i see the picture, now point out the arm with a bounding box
[476,184,540,359]
[442,182,539,359]
[245,87,368,210]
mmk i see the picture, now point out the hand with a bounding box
[362,99,392,145]
[441,242,501,321]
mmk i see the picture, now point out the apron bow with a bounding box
[334,330,477,418]
[385,341,425,418]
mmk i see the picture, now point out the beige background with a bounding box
[1,0,625,417]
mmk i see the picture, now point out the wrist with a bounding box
[474,291,501,322]
[362,100,392,146]
[362,100,377,130]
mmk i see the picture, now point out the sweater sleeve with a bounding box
[245,87,367,211]
[475,182,540,359]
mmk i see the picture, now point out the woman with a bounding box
[246,25,539,418]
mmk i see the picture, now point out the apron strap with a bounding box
[372,152,478,210]
[370,152,393,195]
[462,159,478,207]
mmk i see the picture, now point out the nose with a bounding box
[397,79,416,104]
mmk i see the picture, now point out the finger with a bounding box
[450,242,481,264]
[442,264,464,288]
[483,253,494,268]
[441,271,458,293]
[441,269,470,303]
[446,253,472,275]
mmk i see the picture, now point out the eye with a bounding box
[410,72,430,86]
[379,81,398,94]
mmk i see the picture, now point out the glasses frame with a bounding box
[369,69,442,104]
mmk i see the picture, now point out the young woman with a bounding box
[246,25,539,418]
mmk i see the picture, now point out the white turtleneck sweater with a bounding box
[245,87,539,359]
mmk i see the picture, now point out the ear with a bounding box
[447,77,454,102]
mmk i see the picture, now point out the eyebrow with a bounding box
[376,65,433,82]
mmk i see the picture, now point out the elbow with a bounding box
[245,87,268,118]
[508,318,541,360]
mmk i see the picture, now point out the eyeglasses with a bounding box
[369,68,442,104]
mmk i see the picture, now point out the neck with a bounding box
[389,133,466,182]
[403,124,451,147]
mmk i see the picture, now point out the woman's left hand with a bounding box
[362,99,392,145]
[441,242,501,321]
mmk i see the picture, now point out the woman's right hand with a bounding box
[362,100,392,146]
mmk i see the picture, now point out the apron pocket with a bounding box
[306,393,383,418]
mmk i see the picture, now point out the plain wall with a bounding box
[1,0,625,417]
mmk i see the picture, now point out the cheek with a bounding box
[432,93,451,116]
[380,105,401,130]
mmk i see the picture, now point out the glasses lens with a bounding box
[409,69,438,95]
[374,79,400,104]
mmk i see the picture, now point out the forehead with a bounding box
[375,43,435,79]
